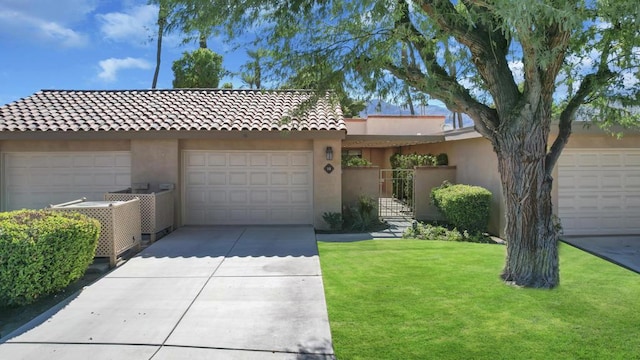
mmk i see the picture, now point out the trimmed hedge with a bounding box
[0,210,100,306]
[431,182,492,233]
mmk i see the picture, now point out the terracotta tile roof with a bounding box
[0,89,345,132]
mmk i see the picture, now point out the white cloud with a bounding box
[40,21,87,47]
[98,57,152,82]
[0,5,89,47]
[2,0,97,24]
[97,5,158,46]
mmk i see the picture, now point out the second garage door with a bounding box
[3,152,131,211]
[183,151,313,225]
[558,149,640,235]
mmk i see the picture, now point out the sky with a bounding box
[0,0,249,106]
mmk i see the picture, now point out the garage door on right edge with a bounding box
[557,149,640,235]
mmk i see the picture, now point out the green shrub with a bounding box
[402,222,493,243]
[431,182,492,233]
[343,195,381,232]
[0,210,100,306]
[342,156,372,167]
[323,212,344,230]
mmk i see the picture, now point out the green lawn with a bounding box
[318,240,640,360]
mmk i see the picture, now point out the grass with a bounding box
[318,240,640,360]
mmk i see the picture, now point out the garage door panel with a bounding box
[271,154,289,166]
[601,175,622,187]
[291,190,310,203]
[250,173,268,185]
[250,190,268,203]
[187,172,206,186]
[229,172,248,185]
[271,172,288,185]
[250,153,268,166]
[627,195,640,208]
[558,149,640,235]
[207,172,226,185]
[184,151,313,225]
[626,173,640,188]
[188,153,207,166]
[3,152,131,211]
[291,153,310,166]
[270,190,289,203]
[229,154,247,166]
[229,190,248,204]
[291,172,310,185]
[626,154,640,166]
[208,189,226,203]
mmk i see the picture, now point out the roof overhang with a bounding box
[342,134,445,148]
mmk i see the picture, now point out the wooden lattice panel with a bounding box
[104,189,174,242]
[50,199,141,267]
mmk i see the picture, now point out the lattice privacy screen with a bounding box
[49,198,141,267]
[105,189,174,242]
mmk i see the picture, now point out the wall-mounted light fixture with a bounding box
[326,146,333,161]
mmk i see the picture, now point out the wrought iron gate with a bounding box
[379,169,415,218]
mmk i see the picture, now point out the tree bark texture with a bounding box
[494,107,559,289]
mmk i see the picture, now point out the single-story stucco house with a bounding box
[344,115,640,237]
[0,89,345,229]
[1,89,639,236]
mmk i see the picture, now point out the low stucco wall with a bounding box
[413,166,457,221]
[404,137,504,236]
[342,167,379,209]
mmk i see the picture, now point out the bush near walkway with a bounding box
[0,210,100,306]
[431,181,492,233]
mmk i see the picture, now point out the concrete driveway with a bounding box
[562,235,640,274]
[0,226,335,360]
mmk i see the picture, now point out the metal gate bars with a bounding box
[379,169,415,219]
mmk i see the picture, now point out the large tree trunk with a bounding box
[494,110,559,289]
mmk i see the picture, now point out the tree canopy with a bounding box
[172,47,224,88]
[161,0,640,288]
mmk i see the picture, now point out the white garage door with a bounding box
[184,151,313,225]
[3,152,131,211]
[558,149,640,235]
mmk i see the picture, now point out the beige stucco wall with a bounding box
[342,167,379,210]
[344,119,367,134]
[313,139,342,230]
[359,147,398,168]
[346,115,446,136]
[130,139,180,226]
[413,166,457,221]
[404,137,505,236]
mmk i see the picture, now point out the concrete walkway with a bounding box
[0,226,334,360]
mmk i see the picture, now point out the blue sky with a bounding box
[0,0,249,106]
